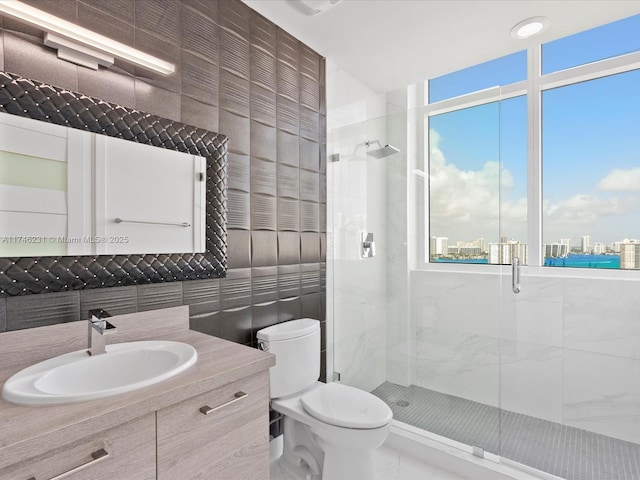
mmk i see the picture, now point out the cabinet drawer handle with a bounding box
[30,448,110,480]
[199,391,248,415]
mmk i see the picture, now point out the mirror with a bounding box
[0,70,228,296]
[0,112,206,257]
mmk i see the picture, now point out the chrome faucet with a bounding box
[87,308,116,356]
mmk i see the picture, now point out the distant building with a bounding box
[489,241,528,265]
[545,243,569,258]
[431,236,448,256]
[592,243,606,254]
[581,235,591,254]
[460,246,482,256]
[620,241,640,269]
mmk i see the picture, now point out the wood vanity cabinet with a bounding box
[0,371,270,480]
[157,370,270,480]
[0,413,156,480]
[0,309,274,480]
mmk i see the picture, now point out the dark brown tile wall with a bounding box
[0,0,326,373]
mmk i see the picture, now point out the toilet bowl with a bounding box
[257,319,393,480]
[273,381,392,480]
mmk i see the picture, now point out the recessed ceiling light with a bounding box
[511,17,550,39]
[288,0,343,16]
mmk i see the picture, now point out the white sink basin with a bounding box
[2,340,197,405]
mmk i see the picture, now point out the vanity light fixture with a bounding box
[43,33,115,71]
[510,16,550,39]
[0,0,176,74]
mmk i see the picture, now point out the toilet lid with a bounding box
[300,383,393,429]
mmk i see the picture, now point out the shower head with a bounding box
[365,140,400,159]
[367,144,400,159]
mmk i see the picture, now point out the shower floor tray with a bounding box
[372,382,640,480]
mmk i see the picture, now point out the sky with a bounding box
[428,13,640,249]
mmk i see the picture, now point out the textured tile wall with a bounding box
[0,0,326,370]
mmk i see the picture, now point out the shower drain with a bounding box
[394,400,410,407]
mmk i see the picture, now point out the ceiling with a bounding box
[241,0,640,93]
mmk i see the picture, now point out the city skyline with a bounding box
[430,233,639,257]
[431,231,640,270]
[430,231,640,269]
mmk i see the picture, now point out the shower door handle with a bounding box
[512,257,521,294]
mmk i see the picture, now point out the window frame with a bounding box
[416,45,640,278]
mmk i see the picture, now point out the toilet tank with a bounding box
[257,319,320,398]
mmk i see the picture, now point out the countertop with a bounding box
[0,306,275,469]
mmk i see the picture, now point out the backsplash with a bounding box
[0,0,326,376]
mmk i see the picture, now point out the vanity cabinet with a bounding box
[0,413,156,480]
[0,308,275,480]
[0,373,270,480]
[157,370,270,480]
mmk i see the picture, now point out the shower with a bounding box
[364,139,400,158]
[330,140,400,162]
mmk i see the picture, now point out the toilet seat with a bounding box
[300,382,392,429]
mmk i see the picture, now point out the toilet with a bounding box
[257,319,393,480]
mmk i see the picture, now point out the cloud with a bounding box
[542,193,639,244]
[429,129,527,240]
[597,167,640,192]
[543,194,634,226]
[429,129,637,244]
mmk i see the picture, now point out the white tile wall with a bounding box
[564,277,640,360]
[412,271,500,338]
[501,275,564,348]
[412,269,640,443]
[500,340,563,423]
[564,348,640,444]
[416,325,500,407]
[326,61,387,130]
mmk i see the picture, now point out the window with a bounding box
[425,14,640,270]
[542,14,640,74]
[429,51,526,103]
[542,70,640,269]
[428,97,527,265]
[429,103,500,265]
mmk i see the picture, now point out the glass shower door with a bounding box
[329,97,505,458]
[328,114,390,394]
[415,96,503,456]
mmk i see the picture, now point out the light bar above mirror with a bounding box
[0,0,175,75]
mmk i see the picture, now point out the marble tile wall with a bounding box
[561,277,640,443]
[412,271,501,408]
[412,269,640,444]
